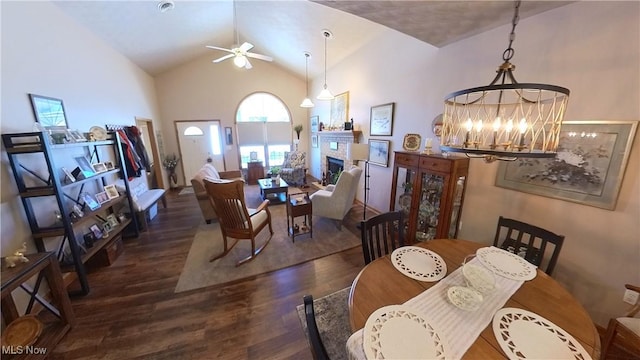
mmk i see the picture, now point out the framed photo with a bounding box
[369,139,391,167]
[330,91,349,128]
[370,102,395,136]
[104,161,114,170]
[106,214,119,227]
[310,115,319,133]
[104,184,119,199]
[28,94,68,129]
[225,127,233,145]
[311,134,318,148]
[75,156,94,173]
[89,224,103,239]
[81,192,101,211]
[92,162,108,173]
[495,120,638,210]
[102,221,112,234]
[95,191,110,204]
[61,167,76,183]
[68,130,87,142]
[329,141,338,150]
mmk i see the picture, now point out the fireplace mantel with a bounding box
[317,130,362,143]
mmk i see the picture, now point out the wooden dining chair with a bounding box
[360,211,405,265]
[493,216,565,275]
[204,179,273,266]
[303,295,330,360]
[601,284,640,359]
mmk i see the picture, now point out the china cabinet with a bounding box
[389,152,469,243]
[2,131,139,295]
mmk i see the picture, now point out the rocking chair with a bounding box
[204,179,273,266]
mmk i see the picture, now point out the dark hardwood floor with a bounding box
[51,185,366,360]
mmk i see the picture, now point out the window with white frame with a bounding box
[236,93,292,169]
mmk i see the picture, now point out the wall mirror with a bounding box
[29,93,68,129]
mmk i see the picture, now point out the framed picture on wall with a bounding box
[225,127,233,145]
[330,91,349,128]
[495,120,638,210]
[370,102,395,136]
[28,94,69,129]
[310,115,319,133]
[369,139,390,167]
[311,134,318,148]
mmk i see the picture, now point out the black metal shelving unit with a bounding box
[2,131,139,295]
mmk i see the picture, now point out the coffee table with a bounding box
[257,178,289,204]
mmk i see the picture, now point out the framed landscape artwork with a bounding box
[330,91,349,128]
[370,103,395,136]
[369,139,390,167]
[310,115,319,133]
[495,120,638,210]
[29,94,68,129]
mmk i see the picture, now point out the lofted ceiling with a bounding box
[52,0,571,78]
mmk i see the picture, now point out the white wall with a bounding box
[154,54,308,185]
[1,1,160,255]
[311,1,639,327]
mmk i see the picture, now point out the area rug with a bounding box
[178,186,194,195]
[296,287,351,360]
[175,187,360,292]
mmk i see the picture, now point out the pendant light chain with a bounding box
[503,0,521,62]
[305,53,310,95]
[323,33,328,88]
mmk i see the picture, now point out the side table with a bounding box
[1,252,75,358]
[286,192,312,242]
[247,161,264,185]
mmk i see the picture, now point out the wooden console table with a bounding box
[1,252,75,358]
[247,161,264,185]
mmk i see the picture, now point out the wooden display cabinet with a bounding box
[247,161,264,185]
[389,152,469,243]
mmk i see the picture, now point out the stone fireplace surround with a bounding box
[317,131,362,181]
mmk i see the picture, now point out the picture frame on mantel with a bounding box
[495,120,638,210]
[330,91,349,129]
[370,102,395,136]
[369,139,390,167]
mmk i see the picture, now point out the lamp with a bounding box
[317,29,334,100]
[233,54,247,68]
[347,143,370,222]
[440,0,570,163]
[300,52,315,108]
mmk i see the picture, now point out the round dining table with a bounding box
[348,238,600,359]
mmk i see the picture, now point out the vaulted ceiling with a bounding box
[52,0,571,78]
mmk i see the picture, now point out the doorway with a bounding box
[135,117,164,189]
[175,120,225,186]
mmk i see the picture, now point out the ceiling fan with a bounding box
[206,1,273,69]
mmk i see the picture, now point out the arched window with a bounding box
[236,93,291,168]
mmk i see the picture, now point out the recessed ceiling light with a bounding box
[157,0,175,13]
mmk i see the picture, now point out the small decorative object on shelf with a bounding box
[163,153,181,188]
[5,243,29,268]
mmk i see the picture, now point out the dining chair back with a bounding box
[303,295,330,360]
[204,179,273,266]
[602,284,640,359]
[493,216,564,275]
[360,211,405,265]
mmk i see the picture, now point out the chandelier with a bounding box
[440,0,570,162]
[317,29,334,100]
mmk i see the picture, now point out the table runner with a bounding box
[347,257,527,360]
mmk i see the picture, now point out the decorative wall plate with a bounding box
[492,307,591,360]
[89,126,108,141]
[402,133,422,151]
[476,246,537,281]
[447,285,483,311]
[432,114,444,138]
[391,246,447,282]
[364,305,448,359]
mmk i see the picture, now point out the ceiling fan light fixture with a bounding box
[300,52,315,108]
[233,55,247,68]
[440,0,570,163]
[317,29,334,100]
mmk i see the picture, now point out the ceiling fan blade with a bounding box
[213,54,234,63]
[246,52,273,62]
[206,45,234,53]
[239,42,254,53]
[244,58,253,69]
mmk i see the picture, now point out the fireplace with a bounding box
[325,156,344,185]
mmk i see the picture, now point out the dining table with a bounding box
[347,238,600,359]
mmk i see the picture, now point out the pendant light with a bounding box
[300,52,315,108]
[317,29,334,100]
[440,0,570,162]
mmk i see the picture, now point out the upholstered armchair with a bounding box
[279,151,307,186]
[310,166,362,229]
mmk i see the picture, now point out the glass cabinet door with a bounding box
[392,166,416,236]
[448,176,466,238]
[415,172,444,241]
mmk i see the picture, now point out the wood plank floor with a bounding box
[50,186,366,360]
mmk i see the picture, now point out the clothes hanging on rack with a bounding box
[124,126,150,170]
[117,129,142,179]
